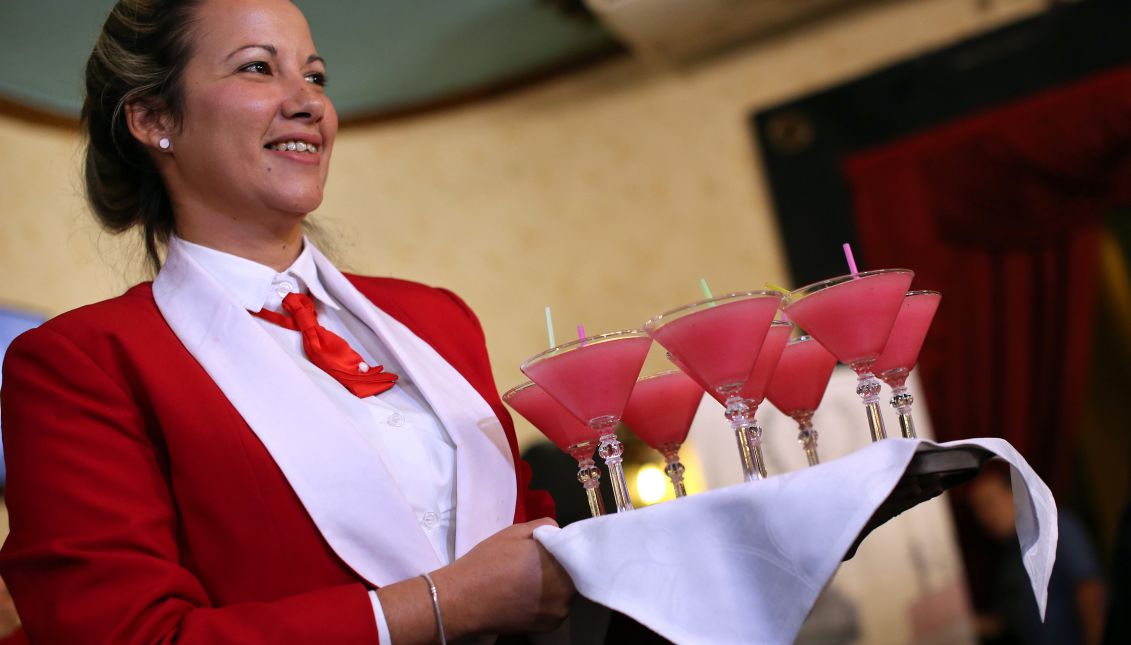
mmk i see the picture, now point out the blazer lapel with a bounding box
[309,247,516,557]
[153,237,442,586]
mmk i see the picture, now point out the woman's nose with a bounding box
[283,84,325,121]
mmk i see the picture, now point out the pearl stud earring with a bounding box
[158,137,171,150]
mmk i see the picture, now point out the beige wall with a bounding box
[0,0,1044,447]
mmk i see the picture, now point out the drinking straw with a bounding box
[764,282,790,294]
[577,324,586,341]
[842,242,859,275]
[544,306,556,349]
[699,278,714,300]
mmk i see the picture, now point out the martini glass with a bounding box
[521,330,652,513]
[765,335,838,465]
[872,290,941,439]
[782,269,914,442]
[672,320,793,478]
[621,369,705,498]
[503,381,606,516]
[644,292,782,482]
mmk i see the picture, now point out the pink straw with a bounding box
[842,242,859,275]
[577,324,586,340]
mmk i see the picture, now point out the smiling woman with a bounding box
[0,1,573,643]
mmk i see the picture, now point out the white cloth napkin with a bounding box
[533,437,1056,645]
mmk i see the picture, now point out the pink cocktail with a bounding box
[678,320,792,476]
[644,291,782,482]
[521,330,652,513]
[621,370,705,497]
[738,320,792,406]
[765,336,838,465]
[504,381,606,516]
[783,269,914,442]
[872,290,941,438]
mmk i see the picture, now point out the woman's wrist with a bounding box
[376,565,480,644]
[419,572,446,644]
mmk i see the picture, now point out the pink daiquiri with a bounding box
[521,333,652,428]
[783,269,914,442]
[504,381,606,517]
[765,336,838,466]
[645,291,782,482]
[872,290,942,439]
[738,321,792,406]
[622,370,705,497]
[647,295,781,395]
[521,330,652,513]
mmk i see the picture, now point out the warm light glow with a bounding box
[636,465,669,505]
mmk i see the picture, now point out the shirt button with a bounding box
[421,512,439,530]
[387,412,406,427]
[274,282,294,298]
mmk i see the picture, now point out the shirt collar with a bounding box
[173,235,341,313]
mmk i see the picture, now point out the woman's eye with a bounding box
[306,72,328,87]
[240,61,270,75]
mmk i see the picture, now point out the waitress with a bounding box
[0,0,574,642]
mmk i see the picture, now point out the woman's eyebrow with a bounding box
[226,43,277,60]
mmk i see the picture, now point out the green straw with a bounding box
[765,282,790,294]
[544,306,556,348]
[699,278,714,300]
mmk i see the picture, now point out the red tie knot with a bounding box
[281,292,318,329]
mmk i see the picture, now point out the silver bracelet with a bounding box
[421,571,447,645]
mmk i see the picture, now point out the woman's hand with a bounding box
[381,518,575,643]
[436,518,574,635]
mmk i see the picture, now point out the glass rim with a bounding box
[786,334,816,346]
[520,328,649,371]
[501,380,536,402]
[644,290,783,332]
[769,319,793,327]
[635,368,689,384]
[907,289,941,297]
[784,268,914,305]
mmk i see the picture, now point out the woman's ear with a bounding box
[125,99,175,152]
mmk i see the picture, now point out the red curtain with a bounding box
[843,63,1131,495]
[842,64,1131,609]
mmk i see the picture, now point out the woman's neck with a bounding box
[174,217,305,272]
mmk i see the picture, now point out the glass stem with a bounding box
[854,369,888,441]
[575,456,605,517]
[890,385,917,439]
[725,395,761,482]
[596,428,634,512]
[661,448,687,498]
[744,417,769,480]
[793,410,820,466]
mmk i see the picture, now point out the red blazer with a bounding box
[0,276,551,644]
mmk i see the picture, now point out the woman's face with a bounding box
[169,0,337,223]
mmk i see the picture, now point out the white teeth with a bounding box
[268,140,319,154]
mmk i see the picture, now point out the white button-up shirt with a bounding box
[178,237,456,642]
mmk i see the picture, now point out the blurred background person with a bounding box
[969,464,1106,645]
